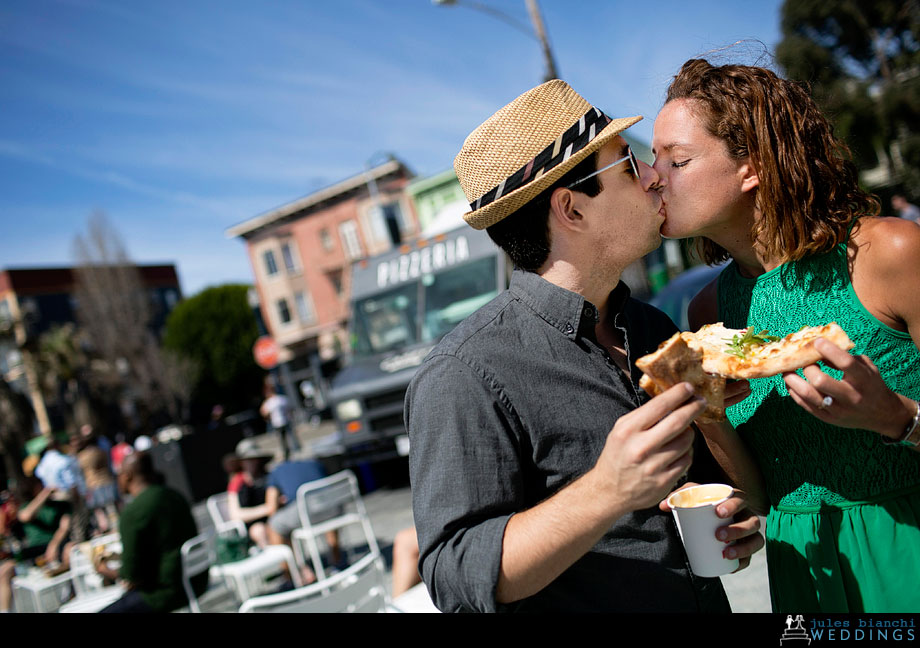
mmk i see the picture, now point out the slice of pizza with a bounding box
[635,333,726,422]
[636,322,854,421]
[688,322,855,379]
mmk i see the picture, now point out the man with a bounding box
[406,80,764,613]
[264,458,339,580]
[260,383,299,460]
[96,452,206,613]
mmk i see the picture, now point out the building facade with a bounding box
[226,157,418,410]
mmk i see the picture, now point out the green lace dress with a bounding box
[718,241,920,613]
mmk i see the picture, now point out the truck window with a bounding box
[422,256,498,341]
[353,284,419,356]
[351,256,498,358]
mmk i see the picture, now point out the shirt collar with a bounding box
[508,268,631,341]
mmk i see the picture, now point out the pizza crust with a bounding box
[635,332,726,422]
[636,322,855,421]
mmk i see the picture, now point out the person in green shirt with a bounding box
[96,452,206,613]
[0,477,72,613]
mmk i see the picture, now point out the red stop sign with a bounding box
[253,336,280,369]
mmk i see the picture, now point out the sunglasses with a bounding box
[566,146,640,189]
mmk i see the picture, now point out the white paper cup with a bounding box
[667,483,739,578]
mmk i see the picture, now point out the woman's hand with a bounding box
[783,338,914,439]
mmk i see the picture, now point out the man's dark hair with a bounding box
[126,451,165,485]
[486,153,602,272]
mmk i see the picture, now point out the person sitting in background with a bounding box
[390,526,421,598]
[72,430,119,535]
[0,486,20,537]
[221,453,242,489]
[110,434,133,474]
[892,194,920,224]
[264,458,339,581]
[34,434,84,496]
[96,452,205,613]
[35,434,89,544]
[226,440,273,549]
[80,424,113,471]
[0,476,73,613]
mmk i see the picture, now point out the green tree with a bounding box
[776,0,920,199]
[162,284,264,420]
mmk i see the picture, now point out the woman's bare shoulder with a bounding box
[851,216,920,278]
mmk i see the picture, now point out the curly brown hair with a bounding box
[666,58,880,265]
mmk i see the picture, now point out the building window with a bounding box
[327,270,343,298]
[164,289,179,310]
[366,201,408,247]
[280,241,300,274]
[319,228,334,252]
[339,220,363,260]
[294,291,315,324]
[276,298,292,325]
[264,250,279,277]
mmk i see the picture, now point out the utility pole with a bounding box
[433,0,560,82]
[525,0,558,81]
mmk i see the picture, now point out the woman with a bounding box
[227,441,273,549]
[652,58,920,613]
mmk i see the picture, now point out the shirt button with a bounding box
[563,323,574,335]
[583,306,596,320]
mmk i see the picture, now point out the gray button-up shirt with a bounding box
[406,269,730,613]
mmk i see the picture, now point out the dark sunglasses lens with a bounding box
[629,149,639,178]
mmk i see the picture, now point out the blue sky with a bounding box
[1,0,784,295]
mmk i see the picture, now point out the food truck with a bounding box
[319,221,509,473]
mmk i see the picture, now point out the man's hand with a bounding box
[595,382,706,516]
[93,553,120,581]
[659,484,765,572]
[783,338,914,440]
[495,382,706,604]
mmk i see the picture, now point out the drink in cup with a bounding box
[667,483,739,578]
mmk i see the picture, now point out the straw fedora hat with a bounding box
[455,80,641,230]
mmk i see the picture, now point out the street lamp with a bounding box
[433,0,560,82]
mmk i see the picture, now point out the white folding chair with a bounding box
[213,543,302,602]
[291,470,382,583]
[180,531,217,613]
[206,492,248,539]
[239,552,387,613]
[58,534,125,613]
